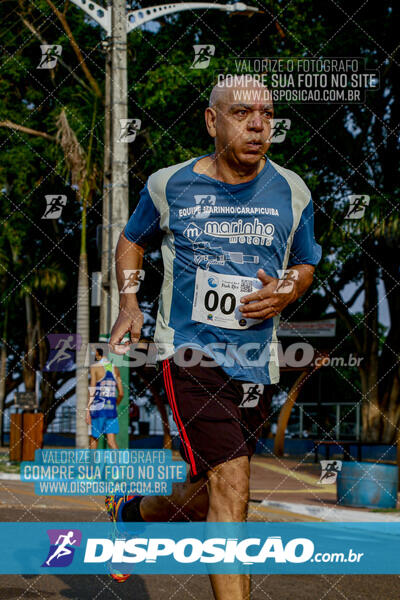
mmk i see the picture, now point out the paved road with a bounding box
[0,455,398,599]
[1,570,399,600]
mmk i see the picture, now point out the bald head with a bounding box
[209,74,271,108]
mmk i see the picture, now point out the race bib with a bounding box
[191,268,263,330]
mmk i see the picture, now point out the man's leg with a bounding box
[89,436,98,450]
[106,433,118,449]
[207,456,250,600]
[138,475,209,522]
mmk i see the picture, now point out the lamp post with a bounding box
[69,0,259,447]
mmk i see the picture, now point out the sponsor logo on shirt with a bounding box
[204,218,275,246]
[183,223,202,241]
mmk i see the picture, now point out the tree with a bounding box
[55,107,100,448]
[0,0,103,438]
[309,1,400,442]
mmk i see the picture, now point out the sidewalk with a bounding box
[249,455,400,522]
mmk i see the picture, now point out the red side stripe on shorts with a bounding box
[162,360,189,464]
[163,359,198,476]
[162,360,193,469]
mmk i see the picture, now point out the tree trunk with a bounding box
[40,373,56,433]
[274,370,310,457]
[34,298,57,434]
[382,373,400,443]
[378,248,400,444]
[360,259,380,441]
[274,354,328,456]
[23,295,37,392]
[0,310,7,445]
[75,250,90,448]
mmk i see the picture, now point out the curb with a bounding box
[261,499,400,522]
[0,472,20,481]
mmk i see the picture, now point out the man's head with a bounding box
[95,348,104,361]
[206,75,273,168]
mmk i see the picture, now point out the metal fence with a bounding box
[4,402,359,439]
[40,405,177,436]
[284,402,361,440]
[46,407,76,433]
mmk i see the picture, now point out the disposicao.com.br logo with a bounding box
[83,536,364,565]
[42,529,82,567]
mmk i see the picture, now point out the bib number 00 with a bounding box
[191,268,263,330]
[204,290,236,315]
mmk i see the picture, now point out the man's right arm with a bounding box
[109,181,161,353]
[109,233,145,354]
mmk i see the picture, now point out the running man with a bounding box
[86,348,124,450]
[106,76,322,596]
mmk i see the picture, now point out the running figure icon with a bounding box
[42,194,67,219]
[45,335,75,371]
[45,531,77,566]
[318,460,342,484]
[271,119,290,138]
[37,45,61,69]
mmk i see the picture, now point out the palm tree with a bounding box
[56,105,99,448]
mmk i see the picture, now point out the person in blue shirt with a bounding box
[106,76,321,593]
[86,348,124,449]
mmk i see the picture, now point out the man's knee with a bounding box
[207,456,250,521]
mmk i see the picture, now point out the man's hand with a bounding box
[85,410,91,426]
[109,304,144,355]
[111,234,145,354]
[239,268,299,320]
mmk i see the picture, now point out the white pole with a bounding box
[110,0,129,326]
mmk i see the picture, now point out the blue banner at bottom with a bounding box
[0,522,399,574]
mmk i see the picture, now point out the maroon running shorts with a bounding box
[161,351,272,482]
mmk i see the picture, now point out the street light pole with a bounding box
[100,34,112,336]
[110,0,129,328]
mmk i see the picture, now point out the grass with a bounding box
[0,453,20,474]
[370,507,400,513]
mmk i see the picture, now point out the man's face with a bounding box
[207,85,273,167]
[95,351,102,361]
